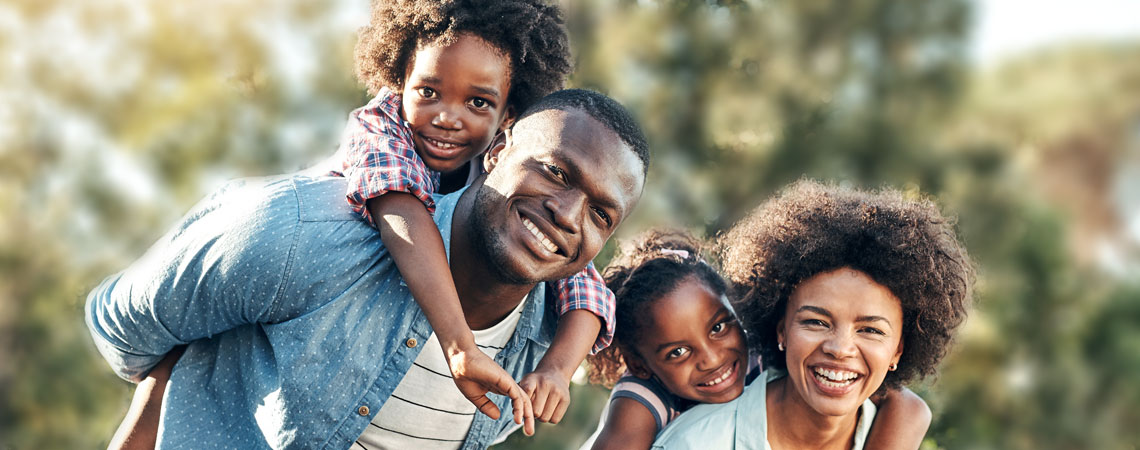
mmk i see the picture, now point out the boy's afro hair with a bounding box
[719,179,975,392]
[354,0,573,113]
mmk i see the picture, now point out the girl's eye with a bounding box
[666,347,690,360]
[417,87,436,98]
[591,206,612,227]
[711,321,726,334]
[470,97,490,109]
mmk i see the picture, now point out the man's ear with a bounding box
[483,129,510,173]
[498,106,516,132]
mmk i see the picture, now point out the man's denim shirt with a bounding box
[85,175,556,449]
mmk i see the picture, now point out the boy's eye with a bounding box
[417,87,436,98]
[666,347,690,360]
[591,206,612,227]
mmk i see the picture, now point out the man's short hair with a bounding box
[515,88,650,176]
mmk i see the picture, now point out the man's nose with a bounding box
[544,190,585,234]
[821,330,858,359]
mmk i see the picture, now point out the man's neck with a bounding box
[449,182,538,330]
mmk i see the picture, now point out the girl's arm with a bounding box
[369,192,535,435]
[591,397,659,450]
[107,346,184,450]
[866,387,932,450]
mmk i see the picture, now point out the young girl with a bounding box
[583,229,933,450]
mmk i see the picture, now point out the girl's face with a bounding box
[401,33,514,174]
[777,267,904,418]
[627,277,748,404]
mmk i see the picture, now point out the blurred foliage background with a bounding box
[2,0,1139,448]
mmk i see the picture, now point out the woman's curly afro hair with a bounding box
[587,229,727,387]
[354,0,573,113]
[718,179,974,391]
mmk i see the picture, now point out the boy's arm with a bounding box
[866,387,932,450]
[590,397,658,450]
[369,193,534,435]
[519,309,601,424]
[108,347,184,450]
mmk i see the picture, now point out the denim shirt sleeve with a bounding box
[85,177,301,382]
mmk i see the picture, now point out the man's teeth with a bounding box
[700,363,735,387]
[813,368,859,388]
[522,217,559,254]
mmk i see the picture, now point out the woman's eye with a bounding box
[666,347,690,360]
[802,319,828,328]
[417,87,436,98]
[591,206,612,227]
[860,327,886,336]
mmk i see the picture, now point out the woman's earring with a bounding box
[777,342,784,352]
[888,363,898,371]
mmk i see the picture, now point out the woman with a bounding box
[653,180,974,449]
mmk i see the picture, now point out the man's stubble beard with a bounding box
[468,184,540,286]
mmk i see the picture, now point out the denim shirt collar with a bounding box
[432,187,554,353]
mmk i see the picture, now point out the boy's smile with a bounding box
[400,33,514,174]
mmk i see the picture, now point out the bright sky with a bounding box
[972,0,1140,65]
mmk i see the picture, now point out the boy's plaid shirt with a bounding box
[329,88,615,353]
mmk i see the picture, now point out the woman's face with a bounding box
[627,276,748,404]
[777,267,904,417]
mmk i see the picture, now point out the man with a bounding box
[86,89,650,449]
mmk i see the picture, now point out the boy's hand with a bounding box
[519,368,571,425]
[447,348,536,436]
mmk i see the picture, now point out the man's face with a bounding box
[469,108,644,284]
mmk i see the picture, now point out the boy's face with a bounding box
[401,33,514,174]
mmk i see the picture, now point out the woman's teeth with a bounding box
[700,363,735,387]
[522,217,559,254]
[813,368,859,388]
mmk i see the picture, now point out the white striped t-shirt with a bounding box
[355,298,526,449]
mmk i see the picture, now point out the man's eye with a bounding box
[417,87,436,98]
[591,206,612,227]
[545,164,567,182]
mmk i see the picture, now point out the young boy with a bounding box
[107,1,613,447]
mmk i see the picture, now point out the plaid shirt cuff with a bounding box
[552,261,615,354]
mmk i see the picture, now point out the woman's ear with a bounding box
[892,336,904,366]
[776,318,786,351]
[483,130,509,173]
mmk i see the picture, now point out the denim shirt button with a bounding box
[358,405,370,416]
[405,338,417,348]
